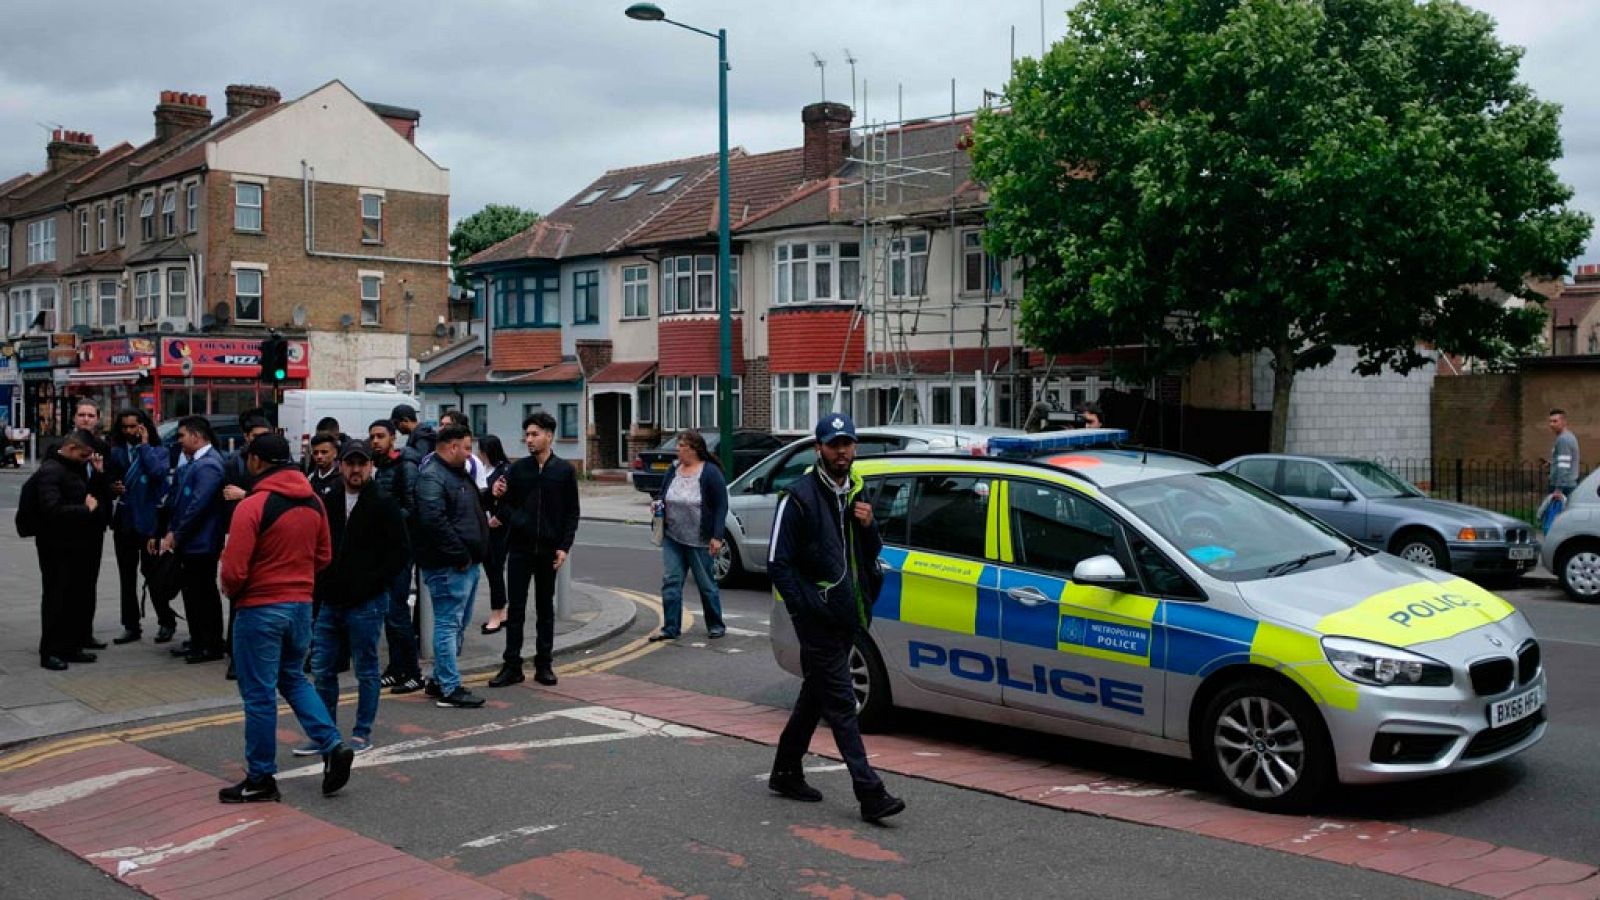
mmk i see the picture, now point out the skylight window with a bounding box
[612,180,646,200]
[648,174,685,194]
[576,187,608,206]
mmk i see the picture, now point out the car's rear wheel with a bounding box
[712,538,743,587]
[1557,540,1600,604]
[1395,530,1451,572]
[1198,676,1332,812]
[849,635,892,733]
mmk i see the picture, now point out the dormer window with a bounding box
[576,187,608,206]
[648,174,684,194]
[612,180,646,200]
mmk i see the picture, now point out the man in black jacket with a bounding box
[414,424,489,709]
[391,404,437,464]
[489,411,580,688]
[305,433,341,503]
[767,413,904,824]
[368,418,425,694]
[304,440,409,754]
[30,430,106,670]
[69,400,114,651]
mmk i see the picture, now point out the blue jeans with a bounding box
[312,593,387,741]
[384,560,421,679]
[233,602,341,779]
[661,537,724,637]
[422,565,480,695]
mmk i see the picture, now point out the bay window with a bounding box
[659,375,741,430]
[133,270,159,322]
[494,273,560,326]
[773,373,850,433]
[70,281,92,328]
[775,240,860,305]
[167,268,188,319]
[659,254,739,314]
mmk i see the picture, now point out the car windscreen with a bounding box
[1106,471,1352,582]
[1333,460,1419,499]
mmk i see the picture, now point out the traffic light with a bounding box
[258,334,289,383]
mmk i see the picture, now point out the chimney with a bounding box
[1576,263,1600,284]
[154,91,213,142]
[801,101,853,182]
[46,129,99,173]
[225,84,282,118]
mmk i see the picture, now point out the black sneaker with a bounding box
[219,775,281,804]
[768,771,823,802]
[380,671,400,688]
[390,676,425,696]
[423,678,442,698]
[321,743,355,796]
[860,789,906,824]
[436,688,486,708]
[533,667,558,687]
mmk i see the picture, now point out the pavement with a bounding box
[578,479,652,524]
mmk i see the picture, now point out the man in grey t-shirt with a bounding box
[1549,408,1581,500]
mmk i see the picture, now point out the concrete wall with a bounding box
[1251,346,1435,459]
[308,330,409,391]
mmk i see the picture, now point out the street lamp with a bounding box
[625,2,735,472]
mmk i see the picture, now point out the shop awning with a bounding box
[66,368,146,384]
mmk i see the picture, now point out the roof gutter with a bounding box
[301,160,449,267]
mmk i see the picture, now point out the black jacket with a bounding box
[307,466,341,505]
[316,480,410,608]
[371,449,418,524]
[34,449,96,543]
[501,453,580,555]
[414,457,489,568]
[769,467,884,633]
[401,424,438,465]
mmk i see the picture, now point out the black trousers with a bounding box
[36,542,76,660]
[80,528,105,643]
[484,526,510,612]
[505,548,557,667]
[115,528,177,632]
[178,552,225,654]
[774,618,883,799]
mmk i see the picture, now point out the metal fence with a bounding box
[1378,458,1591,523]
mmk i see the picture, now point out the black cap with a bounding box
[340,439,374,462]
[246,433,293,465]
[390,403,418,423]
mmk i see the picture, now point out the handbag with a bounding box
[650,500,665,547]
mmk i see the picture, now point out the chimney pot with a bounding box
[225,84,283,118]
[46,127,99,172]
[801,101,854,182]
[154,88,214,141]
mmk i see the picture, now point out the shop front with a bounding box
[153,336,309,421]
[69,337,159,420]
[16,335,79,436]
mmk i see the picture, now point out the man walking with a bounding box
[219,433,353,803]
[767,413,904,823]
[161,416,228,664]
[301,440,408,755]
[414,424,489,708]
[369,419,425,695]
[107,410,177,644]
[391,404,437,462]
[27,430,105,670]
[1549,408,1582,509]
[489,412,579,689]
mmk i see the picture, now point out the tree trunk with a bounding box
[1269,342,1296,453]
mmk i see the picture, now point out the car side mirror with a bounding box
[1072,554,1136,589]
[1329,487,1353,502]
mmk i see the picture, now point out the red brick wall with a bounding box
[1433,374,1520,463]
[659,315,746,376]
[490,330,561,371]
[744,357,771,430]
[768,307,863,374]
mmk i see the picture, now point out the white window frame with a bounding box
[97,279,118,328]
[166,268,188,319]
[9,287,32,334]
[96,204,108,251]
[27,219,56,264]
[612,180,646,200]
[70,280,91,328]
[960,229,1006,295]
[889,232,930,299]
[660,254,740,315]
[360,192,383,243]
[139,192,156,241]
[772,373,850,433]
[360,272,382,325]
[659,374,742,429]
[132,269,160,322]
[185,181,199,233]
[78,208,90,255]
[234,183,263,232]
[648,174,684,194]
[576,187,608,205]
[0,223,8,270]
[114,198,127,245]
[622,265,650,319]
[775,240,860,306]
[35,285,57,332]
[160,189,177,237]
[233,267,264,323]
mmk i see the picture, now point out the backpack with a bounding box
[14,469,42,538]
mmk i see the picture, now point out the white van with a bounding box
[280,388,420,461]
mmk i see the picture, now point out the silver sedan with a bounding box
[1539,467,1600,602]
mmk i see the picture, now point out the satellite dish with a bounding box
[292,304,308,327]
[72,324,92,338]
[339,313,355,329]
[201,314,216,330]
[433,322,448,338]
[158,322,176,333]
[213,302,232,324]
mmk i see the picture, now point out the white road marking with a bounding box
[90,818,263,876]
[752,763,849,780]
[726,647,744,654]
[1287,822,1349,845]
[461,823,560,849]
[721,626,767,638]
[0,766,169,813]
[1047,782,1188,798]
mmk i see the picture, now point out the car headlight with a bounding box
[1322,636,1453,687]
[1456,527,1503,542]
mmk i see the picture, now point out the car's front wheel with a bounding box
[1395,531,1451,572]
[1198,675,1333,812]
[849,635,893,733]
[1557,540,1600,604]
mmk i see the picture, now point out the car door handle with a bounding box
[1006,586,1053,606]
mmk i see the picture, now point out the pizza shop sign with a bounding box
[158,337,310,379]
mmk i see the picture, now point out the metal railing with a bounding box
[1377,458,1591,523]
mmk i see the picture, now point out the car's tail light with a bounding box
[631,456,643,470]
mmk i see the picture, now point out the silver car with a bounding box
[771,440,1546,811]
[1539,466,1600,602]
[716,426,1021,584]
[1221,454,1538,577]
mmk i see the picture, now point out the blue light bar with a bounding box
[987,428,1131,458]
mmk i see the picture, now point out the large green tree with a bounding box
[449,204,541,287]
[972,0,1591,450]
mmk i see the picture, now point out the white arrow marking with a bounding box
[461,823,560,849]
[0,766,169,813]
[752,763,849,780]
[90,818,263,875]
[720,626,767,638]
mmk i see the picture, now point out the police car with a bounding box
[769,430,1547,811]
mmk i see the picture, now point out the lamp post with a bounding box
[626,2,734,471]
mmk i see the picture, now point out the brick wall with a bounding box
[1519,368,1600,467]
[491,330,561,371]
[768,307,864,373]
[745,356,771,430]
[1433,374,1520,463]
[1251,345,1435,459]
[575,339,612,375]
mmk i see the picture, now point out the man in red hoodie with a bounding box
[218,433,354,804]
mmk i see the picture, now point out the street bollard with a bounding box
[556,556,572,619]
[416,569,433,661]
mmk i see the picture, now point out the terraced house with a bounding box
[0,81,449,435]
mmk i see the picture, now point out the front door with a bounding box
[996,479,1164,736]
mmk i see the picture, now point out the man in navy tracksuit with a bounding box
[160,416,228,663]
[106,410,177,644]
[767,413,904,824]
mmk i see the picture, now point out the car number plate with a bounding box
[1489,684,1543,728]
[651,462,669,471]
[1508,547,1536,561]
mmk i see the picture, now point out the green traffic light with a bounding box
[274,369,287,381]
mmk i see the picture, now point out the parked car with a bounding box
[1220,454,1538,576]
[1539,466,1600,602]
[631,429,785,496]
[717,425,1023,584]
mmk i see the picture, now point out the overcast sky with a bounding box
[3,0,1596,263]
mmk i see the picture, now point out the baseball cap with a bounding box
[247,433,293,465]
[815,412,858,445]
[390,403,418,423]
[340,438,374,462]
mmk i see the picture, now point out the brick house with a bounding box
[0,80,449,434]
[1549,266,1600,356]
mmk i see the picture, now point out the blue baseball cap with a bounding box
[815,412,858,445]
